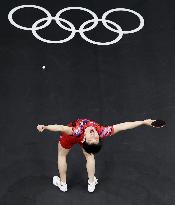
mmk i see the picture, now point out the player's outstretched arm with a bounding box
[37,124,73,135]
[113,119,155,134]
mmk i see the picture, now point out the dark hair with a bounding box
[82,139,103,155]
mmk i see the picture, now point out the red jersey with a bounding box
[59,118,114,149]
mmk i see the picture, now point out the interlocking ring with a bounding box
[55,7,99,32]
[8,5,144,46]
[79,19,123,45]
[32,17,76,43]
[102,8,144,34]
[8,5,52,30]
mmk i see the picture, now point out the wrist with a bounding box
[43,125,47,130]
[142,120,146,125]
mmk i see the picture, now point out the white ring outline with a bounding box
[8,5,52,31]
[32,17,76,43]
[102,8,144,34]
[80,19,123,45]
[55,7,99,32]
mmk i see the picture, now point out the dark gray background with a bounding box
[0,0,175,204]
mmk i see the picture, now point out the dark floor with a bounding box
[1,0,175,204]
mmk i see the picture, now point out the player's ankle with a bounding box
[88,179,94,183]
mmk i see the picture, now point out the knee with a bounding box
[58,152,67,159]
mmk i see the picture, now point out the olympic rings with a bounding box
[8,5,144,46]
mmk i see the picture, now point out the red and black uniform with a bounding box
[59,118,114,149]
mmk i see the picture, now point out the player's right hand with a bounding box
[143,119,156,126]
[37,125,45,132]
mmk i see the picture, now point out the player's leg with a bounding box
[82,148,95,182]
[58,141,70,183]
[82,148,98,192]
[53,141,71,192]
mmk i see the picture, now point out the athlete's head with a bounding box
[82,126,103,154]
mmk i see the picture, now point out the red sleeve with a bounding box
[72,126,84,136]
[99,125,114,139]
[71,119,84,137]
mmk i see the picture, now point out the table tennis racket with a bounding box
[151,120,166,128]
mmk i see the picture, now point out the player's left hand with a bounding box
[37,124,45,132]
